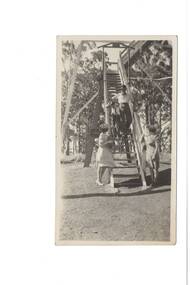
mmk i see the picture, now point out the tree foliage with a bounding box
[61,41,107,153]
[127,41,172,152]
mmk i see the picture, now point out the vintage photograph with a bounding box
[56,36,177,244]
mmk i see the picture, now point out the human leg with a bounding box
[96,164,104,186]
[153,161,159,185]
[125,104,132,129]
[106,167,112,183]
[119,108,125,124]
[149,166,154,186]
[115,115,121,137]
[100,167,106,181]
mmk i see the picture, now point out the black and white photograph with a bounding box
[56,36,177,245]
[1,0,189,282]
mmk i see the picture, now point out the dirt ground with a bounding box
[58,161,171,242]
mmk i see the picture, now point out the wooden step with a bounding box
[107,77,121,81]
[107,82,121,88]
[107,83,121,86]
[108,88,122,91]
[107,72,120,75]
[111,166,141,189]
[107,85,121,88]
[107,84,121,87]
[108,83,121,86]
[113,173,139,178]
[108,89,121,92]
[107,78,120,80]
[113,165,137,169]
[107,81,121,84]
[108,86,122,89]
[107,78,121,81]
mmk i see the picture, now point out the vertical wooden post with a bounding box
[128,48,130,84]
[102,47,104,78]
[169,104,172,153]
[118,53,147,188]
[159,103,162,152]
[145,100,149,124]
[102,47,111,132]
[78,114,81,153]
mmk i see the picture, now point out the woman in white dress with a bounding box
[96,124,116,186]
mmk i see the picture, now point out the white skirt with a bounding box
[96,146,116,168]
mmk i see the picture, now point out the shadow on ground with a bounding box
[116,168,171,188]
[62,168,171,200]
[62,188,170,199]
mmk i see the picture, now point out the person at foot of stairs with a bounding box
[141,124,160,186]
[96,124,116,186]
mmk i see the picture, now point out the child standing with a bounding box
[142,125,160,186]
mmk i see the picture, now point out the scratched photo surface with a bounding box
[56,36,177,245]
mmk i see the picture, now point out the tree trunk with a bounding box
[83,82,103,167]
[66,139,70,156]
[159,104,162,152]
[83,126,95,167]
[78,116,81,153]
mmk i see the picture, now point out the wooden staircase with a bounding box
[80,41,148,189]
[104,67,146,190]
[112,130,142,188]
[107,70,122,96]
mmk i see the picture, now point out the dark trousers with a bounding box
[112,114,120,137]
[119,103,132,129]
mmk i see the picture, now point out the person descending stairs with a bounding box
[104,65,147,190]
[106,70,133,160]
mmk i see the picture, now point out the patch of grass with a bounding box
[60,153,85,164]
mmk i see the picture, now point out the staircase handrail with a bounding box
[118,53,147,188]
